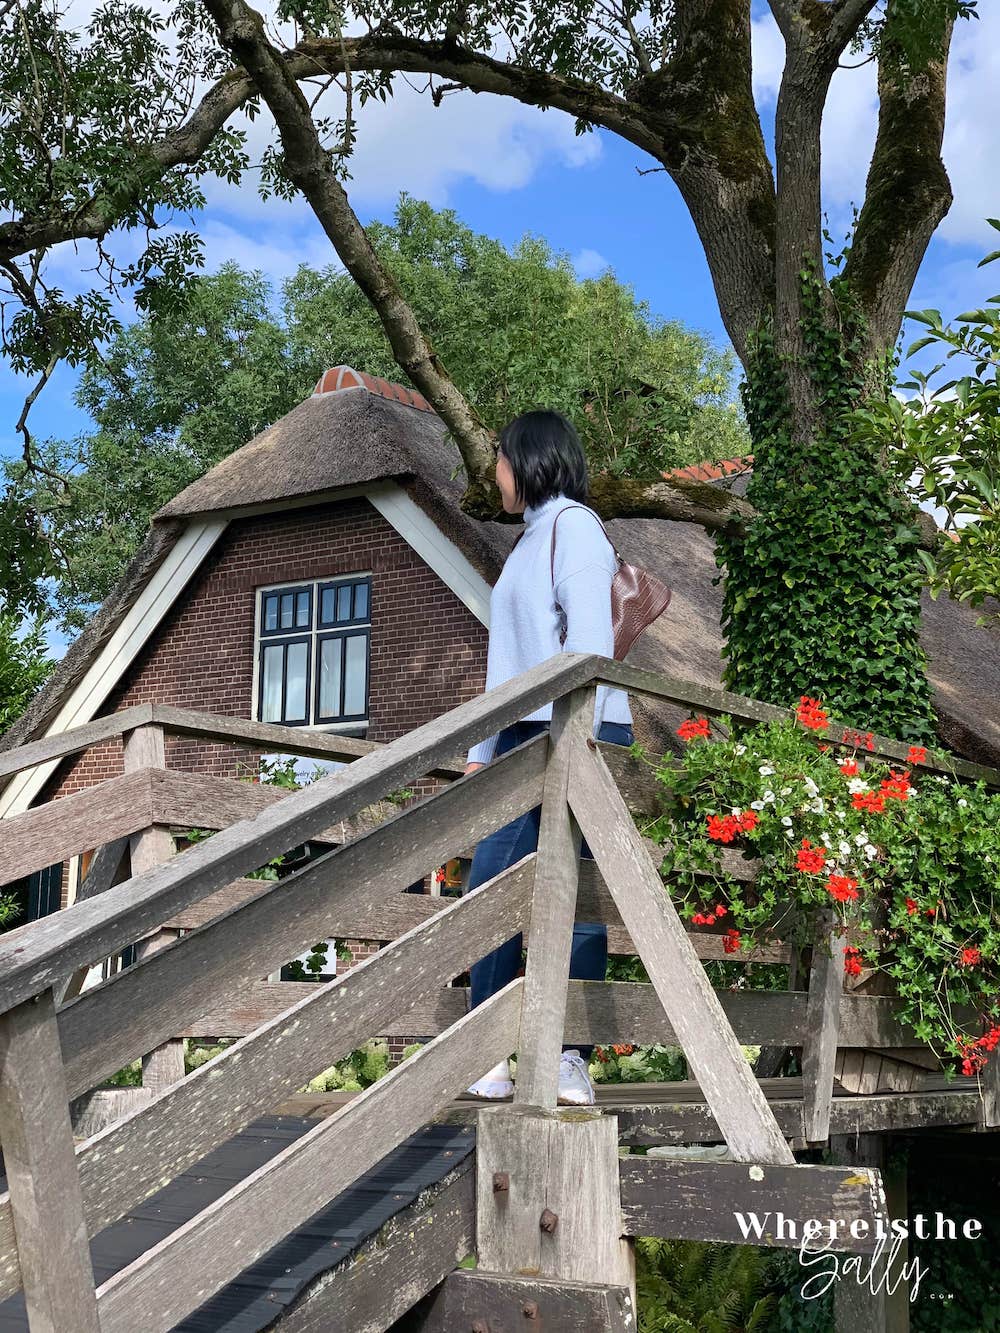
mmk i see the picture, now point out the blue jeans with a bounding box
[463,717,634,1060]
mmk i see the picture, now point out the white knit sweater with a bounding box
[466,492,633,766]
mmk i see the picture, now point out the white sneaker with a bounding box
[558,1050,595,1106]
[466,1058,514,1099]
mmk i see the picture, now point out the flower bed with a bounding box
[634,698,1000,1080]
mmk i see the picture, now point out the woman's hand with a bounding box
[464,761,485,776]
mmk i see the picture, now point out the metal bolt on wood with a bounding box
[522,1300,539,1319]
[539,1207,558,1233]
[492,1170,510,1193]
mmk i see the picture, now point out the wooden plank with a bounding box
[57,836,132,1004]
[0,649,600,1016]
[274,1161,476,1333]
[0,702,154,785]
[413,1270,635,1333]
[55,742,545,1098]
[476,1105,634,1293]
[593,658,1000,788]
[0,860,533,1306]
[568,738,795,1165]
[70,1087,154,1139]
[0,989,101,1332]
[0,769,154,886]
[148,701,466,779]
[94,981,524,1333]
[515,686,592,1106]
[619,1155,888,1252]
[801,909,845,1143]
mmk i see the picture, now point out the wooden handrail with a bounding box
[0,652,600,1016]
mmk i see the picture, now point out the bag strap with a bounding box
[548,504,619,586]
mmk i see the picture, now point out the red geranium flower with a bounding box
[905,898,919,916]
[722,928,742,954]
[677,716,711,742]
[907,746,927,765]
[706,813,739,843]
[796,839,826,874]
[880,771,911,801]
[960,947,982,967]
[714,904,728,919]
[840,759,859,777]
[843,945,863,977]
[797,696,829,731]
[827,874,860,903]
[737,809,759,833]
[852,790,886,814]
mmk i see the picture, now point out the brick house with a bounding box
[3,362,999,955]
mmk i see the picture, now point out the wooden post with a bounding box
[830,1133,909,1333]
[123,725,186,1093]
[476,1104,635,1306]
[801,909,845,1144]
[514,685,595,1107]
[0,989,101,1333]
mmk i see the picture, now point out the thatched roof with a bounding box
[5,368,999,772]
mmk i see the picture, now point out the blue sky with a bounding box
[3,2,999,659]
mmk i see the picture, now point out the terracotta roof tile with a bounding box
[313,365,435,414]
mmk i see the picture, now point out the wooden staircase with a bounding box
[0,653,996,1331]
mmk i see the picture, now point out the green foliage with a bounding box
[304,1037,421,1092]
[721,261,937,741]
[0,608,55,736]
[638,711,1000,1074]
[591,1043,688,1084]
[635,1236,777,1333]
[851,229,1000,623]
[5,199,747,629]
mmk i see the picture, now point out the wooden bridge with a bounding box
[0,653,996,1332]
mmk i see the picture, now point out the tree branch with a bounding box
[842,14,955,353]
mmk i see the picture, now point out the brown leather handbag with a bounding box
[548,504,672,659]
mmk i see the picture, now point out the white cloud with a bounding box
[937,6,1000,247]
[572,248,610,279]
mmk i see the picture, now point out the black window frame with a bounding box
[258,633,313,727]
[315,627,371,724]
[260,584,313,639]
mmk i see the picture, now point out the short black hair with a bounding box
[498,410,589,509]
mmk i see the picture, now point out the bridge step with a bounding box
[0,1118,475,1332]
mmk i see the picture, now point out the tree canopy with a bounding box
[5,196,747,630]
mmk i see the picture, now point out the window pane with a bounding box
[353,582,369,620]
[320,587,335,624]
[337,585,352,621]
[264,595,278,632]
[280,593,294,629]
[296,590,311,627]
[319,638,343,718]
[262,645,283,722]
[344,634,367,715]
[285,641,308,721]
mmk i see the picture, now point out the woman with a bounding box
[462,408,634,1105]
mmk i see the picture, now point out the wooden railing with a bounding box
[0,653,997,1330]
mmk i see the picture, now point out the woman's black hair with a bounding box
[498,410,589,508]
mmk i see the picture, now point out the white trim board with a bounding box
[0,520,228,818]
[2,482,492,821]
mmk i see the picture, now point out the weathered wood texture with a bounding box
[0,702,154,786]
[0,769,154,885]
[0,649,596,1015]
[0,861,533,1304]
[829,1134,910,1332]
[801,910,845,1142]
[57,837,132,1004]
[477,1105,634,1292]
[273,1162,475,1333]
[569,740,794,1165]
[94,982,523,1333]
[0,990,101,1332]
[413,1270,635,1333]
[55,743,544,1098]
[515,687,591,1106]
[619,1155,888,1253]
[69,1087,154,1139]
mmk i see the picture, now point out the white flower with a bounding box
[731,807,743,818]
[803,777,819,797]
[864,843,878,861]
[759,765,775,777]
[958,798,968,808]
[734,744,747,756]
[750,800,765,811]
[821,834,832,847]
[780,815,793,827]
[825,858,836,869]
[839,840,851,858]
[854,833,869,847]
[780,786,793,796]
[808,797,825,814]
[847,778,870,795]
[762,790,776,804]
[785,829,795,840]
